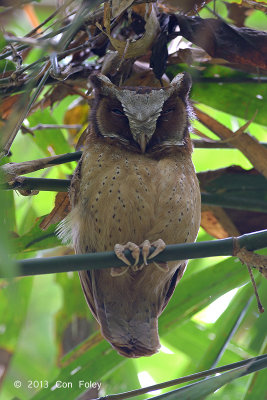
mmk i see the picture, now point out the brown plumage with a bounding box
[60,73,201,358]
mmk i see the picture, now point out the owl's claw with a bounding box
[112,242,140,276]
[147,239,166,260]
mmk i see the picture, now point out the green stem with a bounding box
[98,354,267,400]
[2,177,267,213]
[7,229,267,278]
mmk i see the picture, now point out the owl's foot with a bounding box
[112,239,167,276]
[112,242,140,277]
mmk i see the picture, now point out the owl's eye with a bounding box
[111,108,125,116]
[161,108,175,115]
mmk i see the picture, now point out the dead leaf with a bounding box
[111,0,135,18]
[195,107,267,179]
[0,95,21,120]
[198,166,267,238]
[158,0,213,14]
[40,192,71,230]
[175,15,267,70]
[224,2,254,27]
[201,206,240,239]
[242,0,267,12]
[63,99,89,144]
[0,349,12,386]
[123,66,169,87]
[97,3,160,59]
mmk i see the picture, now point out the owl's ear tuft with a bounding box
[89,73,116,96]
[170,72,192,99]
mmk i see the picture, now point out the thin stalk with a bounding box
[3,177,70,192]
[8,229,267,277]
[145,357,267,400]
[193,140,267,149]
[97,355,267,400]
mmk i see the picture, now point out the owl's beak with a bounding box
[138,135,149,153]
[130,123,156,153]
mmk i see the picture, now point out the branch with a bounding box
[1,152,82,181]
[6,229,267,277]
[195,107,267,179]
[193,140,267,149]
[2,137,267,181]
[2,177,267,213]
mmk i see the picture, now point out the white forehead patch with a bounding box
[116,89,169,122]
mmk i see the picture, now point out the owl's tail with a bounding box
[79,269,161,358]
[100,312,161,358]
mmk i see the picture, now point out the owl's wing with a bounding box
[69,157,83,207]
[79,270,98,320]
[160,262,187,313]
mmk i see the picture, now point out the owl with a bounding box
[60,72,201,358]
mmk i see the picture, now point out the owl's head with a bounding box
[89,72,193,154]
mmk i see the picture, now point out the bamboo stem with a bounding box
[6,229,267,278]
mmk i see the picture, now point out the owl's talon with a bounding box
[114,242,140,268]
[140,240,150,265]
[148,239,166,260]
[132,263,144,272]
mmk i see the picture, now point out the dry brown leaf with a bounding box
[225,2,253,28]
[40,192,71,231]
[198,166,267,238]
[0,95,21,120]
[176,15,267,70]
[158,0,213,14]
[123,66,169,87]
[97,3,159,59]
[242,0,267,12]
[63,99,89,144]
[111,0,135,18]
[201,206,240,239]
[195,107,267,179]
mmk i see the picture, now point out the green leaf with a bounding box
[191,83,266,126]
[31,332,125,400]
[148,356,267,400]
[196,283,254,371]
[11,215,61,254]
[0,59,16,73]
[28,110,72,156]
[243,341,267,400]
[159,257,250,333]
[54,272,97,359]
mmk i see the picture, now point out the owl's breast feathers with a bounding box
[68,134,201,357]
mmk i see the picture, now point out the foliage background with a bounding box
[0,1,266,399]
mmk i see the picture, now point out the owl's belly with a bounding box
[72,146,201,254]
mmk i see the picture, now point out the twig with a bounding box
[1,152,82,182]
[193,140,267,149]
[23,124,82,132]
[246,264,264,313]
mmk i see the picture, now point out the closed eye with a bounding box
[111,108,125,116]
[161,108,175,115]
